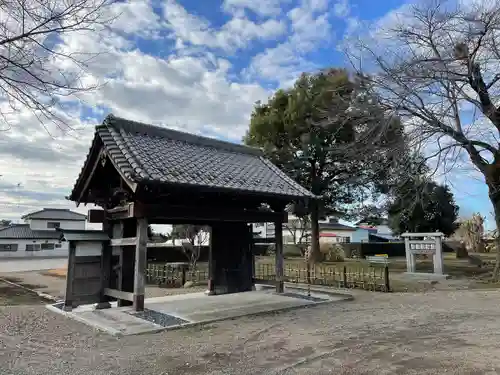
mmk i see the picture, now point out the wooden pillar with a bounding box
[207,225,215,295]
[249,224,256,290]
[63,241,76,311]
[133,218,148,311]
[113,221,130,307]
[274,219,284,293]
[97,218,112,309]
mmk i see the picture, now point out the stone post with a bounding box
[404,236,416,273]
[433,234,444,275]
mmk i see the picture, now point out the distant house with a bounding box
[318,218,356,243]
[352,227,377,243]
[353,219,398,243]
[356,218,393,236]
[0,208,87,258]
[252,215,396,245]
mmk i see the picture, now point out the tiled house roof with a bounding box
[21,208,87,221]
[0,224,61,239]
[319,222,356,231]
[70,114,315,201]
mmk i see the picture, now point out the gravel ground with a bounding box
[3,289,500,374]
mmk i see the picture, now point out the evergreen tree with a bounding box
[388,180,459,236]
[244,69,403,218]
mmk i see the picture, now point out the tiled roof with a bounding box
[0,225,61,239]
[71,114,315,200]
[21,208,87,221]
[319,222,356,231]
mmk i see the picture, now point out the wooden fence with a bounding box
[146,262,390,292]
[146,263,208,288]
[254,263,390,292]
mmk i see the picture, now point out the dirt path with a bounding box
[2,289,500,374]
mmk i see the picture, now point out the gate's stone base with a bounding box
[47,288,350,336]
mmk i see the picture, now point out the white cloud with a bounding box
[333,0,350,18]
[247,0,333,84]
[163,0,286,51]
[108,0,163,38]
[223,0,291,17]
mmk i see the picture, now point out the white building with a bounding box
[253,216,357,244]
[0,208,87,258]
[318,219,356,243]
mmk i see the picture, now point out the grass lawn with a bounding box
[0,280,45,306]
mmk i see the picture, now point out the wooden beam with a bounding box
[107,203,135,221]
[133,218,148,311]
[110,237,138,247]
[88,209,105,224]
[134,202,287,223]
[104,288,134,301]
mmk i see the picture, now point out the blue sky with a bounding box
[0,0,494,230]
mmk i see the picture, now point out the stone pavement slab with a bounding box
[46,287,352,336]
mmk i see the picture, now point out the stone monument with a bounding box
[401,232,450,279]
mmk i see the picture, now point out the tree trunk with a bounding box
[490,194,500,282]
[310,199,320,261]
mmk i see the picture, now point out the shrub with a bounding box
[327,243,345,262]
[319,242,345,262]
[319,241,330,254]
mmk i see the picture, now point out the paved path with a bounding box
[3,289,500,374]
[0,258,66,273]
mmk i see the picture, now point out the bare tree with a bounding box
[177,224,209,276]
[347,0,500,280]
[0,0,113,130]
[283,215,310,252]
